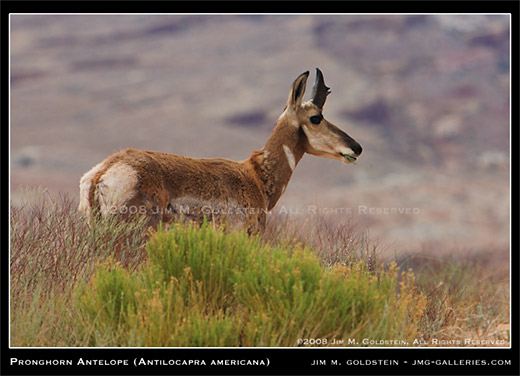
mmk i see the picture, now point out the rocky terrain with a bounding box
[10,14,510,256]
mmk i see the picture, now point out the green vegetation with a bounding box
[10,189,509,347]
[75,221,425,346]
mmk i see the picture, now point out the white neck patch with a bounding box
[283,145,296,172]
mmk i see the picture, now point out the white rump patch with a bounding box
[97,162,138,215]
[78,161,105,214]
[283,145,296,172]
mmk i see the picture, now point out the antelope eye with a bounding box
[309,115,322,124]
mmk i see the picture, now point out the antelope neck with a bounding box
[255,120,306,210]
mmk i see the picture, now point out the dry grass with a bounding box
[263,213,378,270]
[399,249,510,346]
[10,188,150,346]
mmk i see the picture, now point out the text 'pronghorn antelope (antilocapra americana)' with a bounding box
[79,68,362,232]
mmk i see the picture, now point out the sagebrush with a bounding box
[75,220,426,346]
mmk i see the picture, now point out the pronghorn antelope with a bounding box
[79,68,362,232]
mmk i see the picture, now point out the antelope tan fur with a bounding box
[79,68,362,232]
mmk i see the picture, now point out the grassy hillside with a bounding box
[10,190,509,347]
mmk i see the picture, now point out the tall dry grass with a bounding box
[263,213,378,269]
[10,188,150,346]
[401,250,510,345]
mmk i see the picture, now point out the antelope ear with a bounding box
[286,71,309,111]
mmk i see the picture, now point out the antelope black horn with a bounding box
[311,68,331,109]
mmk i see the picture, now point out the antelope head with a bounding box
[285,68,362,164]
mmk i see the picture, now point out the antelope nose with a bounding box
[352,143,362,156]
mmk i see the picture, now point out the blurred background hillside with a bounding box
[10,14,510,256]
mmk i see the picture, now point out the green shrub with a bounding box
[75,221,426,347]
